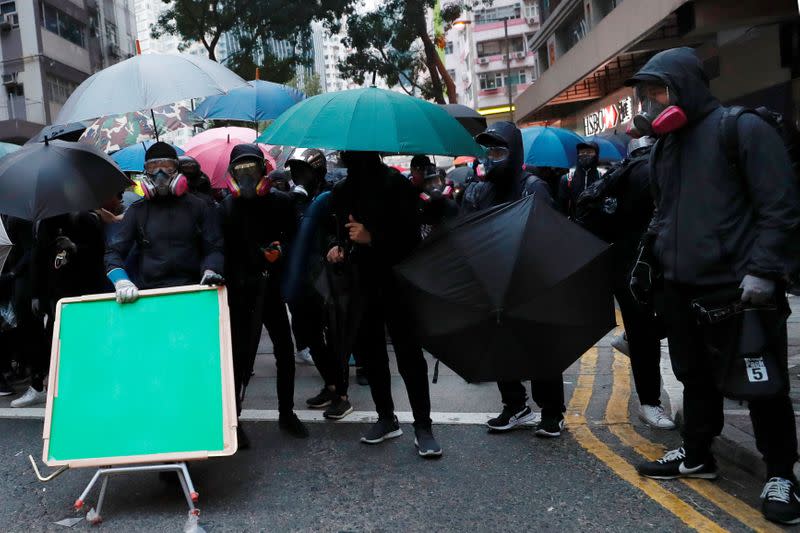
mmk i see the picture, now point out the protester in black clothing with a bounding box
[409,155,458,239]
[573,136,675,430]
[222,143,308,442]
[459,121,567,438]
[326,150,442,457]
[105,142,224,299]
[559,141,601,219]
[627,47,800,524]
[178,155,215,205]
[285,148,354,420]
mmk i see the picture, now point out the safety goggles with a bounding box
[635,83,673,114]
[230,160,263,181]
[485,146,510,163]
[144,158,179,176]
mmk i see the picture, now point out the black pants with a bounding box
[497,378,565,420]
[289,292,348,396]
[662,281,798,477]
[230,282,295,416]
[359,278,432,428]
[614,283,663,407]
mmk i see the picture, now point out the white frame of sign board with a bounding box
[41,284,238,468]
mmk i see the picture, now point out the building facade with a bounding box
[514,0,800,141]
[0,1,137,142]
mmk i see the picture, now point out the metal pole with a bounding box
[504,18,514,122]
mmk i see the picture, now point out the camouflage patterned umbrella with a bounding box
[79,103,198,153]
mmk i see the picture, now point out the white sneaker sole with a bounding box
[0,390,14,397]
[360,428,403,444]
[306,399,333,408]
[414,438,443,457]
[324,405,354,420]
[486,411,536,432]
[295,357,314,366]
[641,470,718,480]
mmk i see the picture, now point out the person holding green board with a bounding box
[104,141,225,300]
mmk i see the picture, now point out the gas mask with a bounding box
[479,145,511,183]
[577,153,598,170]
[630,83,688,137]
[141,158,187,199]
[227,159,270,199]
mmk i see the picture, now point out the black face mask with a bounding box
[578,155,598,169]
[150,170,173,197]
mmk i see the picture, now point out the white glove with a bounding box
[114,279,139,304]
[740,274,775,305]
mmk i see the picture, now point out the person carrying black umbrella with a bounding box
[221,143,308,443]
[460,121,567,438]
[325,151,442,458]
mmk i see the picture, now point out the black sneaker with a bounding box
[414,426,442,458]
[636,447,718,480]
[761,477,800,524]
[237,425,250,450]
[278,412,309,439]
[0,373,13,396]
[535,415,565,438]
[306,387,336,408]
[360,416,403,444]
[356,367,369,386]
[323,397,353,420]
[486,405,535,432]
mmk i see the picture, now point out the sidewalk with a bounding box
[711,295,800,479]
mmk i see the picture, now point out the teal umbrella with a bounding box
[0,142,20,158]
[257,87,484,157]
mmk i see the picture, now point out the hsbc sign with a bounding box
[583,96,633,136]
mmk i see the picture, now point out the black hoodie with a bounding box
[630,47,800,285]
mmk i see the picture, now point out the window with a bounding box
[477,38,523,57]
[445,41,453,54]
[523,2,539,22]
[478,72,504,90]
[41,3,86,47]
[474,3,522,24]
[47,75,78,105]
[0,1,18,26]
[504,69,527,86]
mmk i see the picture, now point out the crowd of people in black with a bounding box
[1,47,799,524]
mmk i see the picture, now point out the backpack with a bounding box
[719,105,800,180]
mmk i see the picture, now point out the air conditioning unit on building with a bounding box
[478,57,489,64]
[527,17,537,26]
[515,51,525,59]
[2,73,18,87]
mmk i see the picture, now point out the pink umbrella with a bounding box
[183,126,259,152]
[186,137,277,189]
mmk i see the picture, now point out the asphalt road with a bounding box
[0,344,785,532]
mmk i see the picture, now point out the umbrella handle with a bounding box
[150,109,159,142]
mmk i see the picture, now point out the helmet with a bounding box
[627,136,655,158]
[178,155,202,178]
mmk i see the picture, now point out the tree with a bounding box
[152,0,353,82]
[303,73,323,96]
[338,1,476,104]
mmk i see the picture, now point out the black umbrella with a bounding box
[25,122,87,144]
[395,194,616,382]
[441,104,488,138]
[0,140,132,221]
[445,166,475,187]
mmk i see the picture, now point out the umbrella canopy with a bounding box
[453,155,476,167]
[194,80,304,122]
[445,166,474,187]
[0,142,20,159]
[521,126,584,169]
[597,131,631,154]
[80,103,197,153]
[182,126,259,152]
[0,140,131,221]
[185,137,276,189]
[441,103,488,137]
[0,217,11,274]
[26,122,87,144]
[395,194,615,382]
[258,87,484,157]
[54,54,247,125]
[111,140,185,172]
[583,135,626,162]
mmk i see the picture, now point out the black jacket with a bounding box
[633,47,800,285]
[105,194,224,289]
[221,190,297,289]
[327,164,420,278]
[559,165,601,219]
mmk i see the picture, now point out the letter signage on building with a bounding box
[583,96,633,136]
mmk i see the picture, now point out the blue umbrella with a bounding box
[111,140,185,172]
[583,135,626,162]
[521,126,584,169]
[194,80,305,122]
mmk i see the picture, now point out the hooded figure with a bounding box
[559,141,601,219]
[178,155,214,204]
[627,47,800,523]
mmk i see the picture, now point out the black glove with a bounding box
[629,235,657,307]
[54,236,77,255]
[201,270,225,286]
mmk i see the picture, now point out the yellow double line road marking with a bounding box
[607,352,781,533]
[568,348,727,532]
